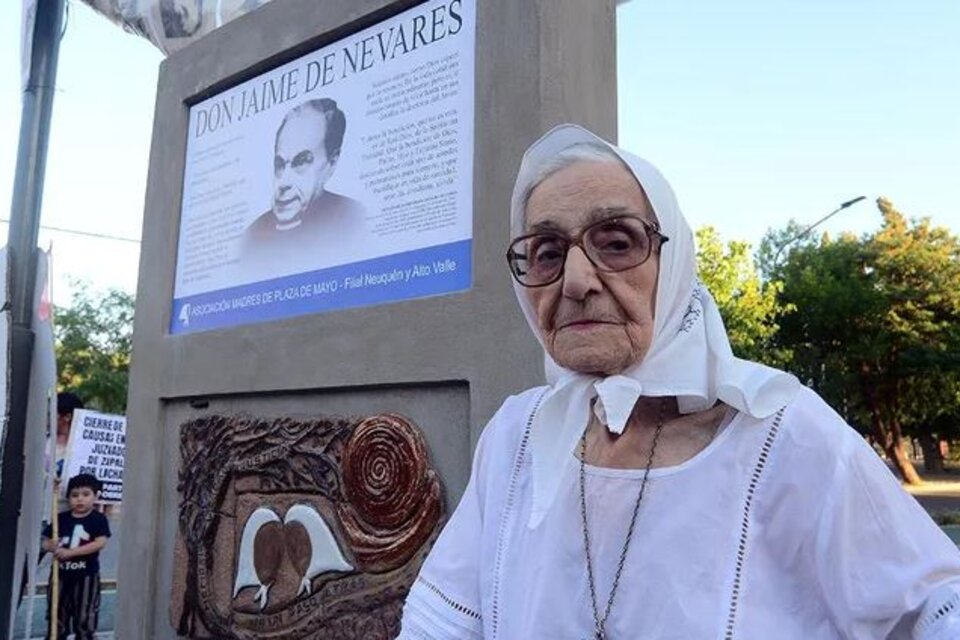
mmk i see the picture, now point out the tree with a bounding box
[756,219,808,282]
[769,200,960,484]
[55,285,135,414]
[867,199,960,480]
[696,227,788,364]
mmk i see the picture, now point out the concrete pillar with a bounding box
[117,0,616,637]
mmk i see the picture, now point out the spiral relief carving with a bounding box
[338,414,442,573]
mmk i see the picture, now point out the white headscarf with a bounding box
[511,124,800,529]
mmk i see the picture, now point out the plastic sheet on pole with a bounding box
[4,250,56,640]
[79,0,274,55]
[0,249,9,469]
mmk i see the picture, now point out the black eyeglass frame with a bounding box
[505,214,670,288]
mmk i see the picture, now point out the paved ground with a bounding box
[911,493,960,513]
[12,592,116,640]
[902,470,960,515]
[13,470,958,638]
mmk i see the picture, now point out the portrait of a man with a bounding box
[242,98,367,275]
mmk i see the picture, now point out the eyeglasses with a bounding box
[274,149,326,177]
[506,214,669,287]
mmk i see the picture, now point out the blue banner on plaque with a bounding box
[170,240,471,334]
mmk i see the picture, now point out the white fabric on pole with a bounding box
[6,251,57,640]
[0,249,9,479]
[80,0,273,56]
[20,0,38,91]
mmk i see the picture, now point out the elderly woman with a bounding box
[399,125,960,639]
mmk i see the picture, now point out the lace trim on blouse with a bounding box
[399,577,483,640]
[418,576,481,620]
[914,585,960,639]
[490,389,548,638]
[724,407,786,639]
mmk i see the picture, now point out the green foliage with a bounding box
[695,227,789,364]
[769,231,881,423]
[55,284,134,415]
[870,199,960,435]
[756,219,807,281]
[767,198,960,482]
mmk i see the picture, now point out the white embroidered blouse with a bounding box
[400,386,960,639]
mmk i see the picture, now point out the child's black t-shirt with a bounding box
[42,510,111,576]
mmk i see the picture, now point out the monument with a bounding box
[116,0,617,637]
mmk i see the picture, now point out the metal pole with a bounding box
[771,196,867,266]
[0,0,66,635]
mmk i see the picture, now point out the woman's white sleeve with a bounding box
[397,411,503,639]
[814,435,960,639]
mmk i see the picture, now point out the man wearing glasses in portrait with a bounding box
[243,98,367,274]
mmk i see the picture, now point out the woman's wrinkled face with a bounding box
[524,160,660,375]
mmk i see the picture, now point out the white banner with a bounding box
[6,250,56,640]
[20,0,37,90]
[62,409,126,503]
[170,0,475,334]
[0,249,8,458]
[81,0,274,56]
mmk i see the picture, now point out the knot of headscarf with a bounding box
[593,375,644,434]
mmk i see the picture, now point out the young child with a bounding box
[42,473,111,640]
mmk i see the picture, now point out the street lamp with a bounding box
[772,196,868,266]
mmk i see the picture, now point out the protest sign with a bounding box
[62,409,126,503]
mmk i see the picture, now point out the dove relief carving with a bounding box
[172,413,445,639]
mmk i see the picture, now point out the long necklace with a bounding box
[579,398,666,640]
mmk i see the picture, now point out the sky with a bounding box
[0,1,161,304]
[617,1,959,245]
[1,0,957,305]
